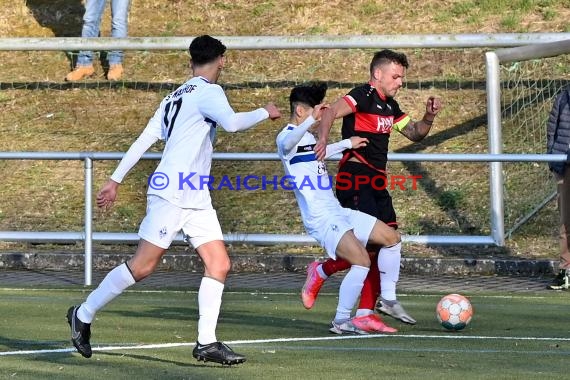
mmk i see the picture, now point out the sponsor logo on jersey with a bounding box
[296,144,315,153]
[354,113,394,134]
[377,116,394,133]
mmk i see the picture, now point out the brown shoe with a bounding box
[107,64,124,81]
[65,65,95,81]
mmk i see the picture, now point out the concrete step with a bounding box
[0,251,558,277]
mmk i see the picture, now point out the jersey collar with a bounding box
[368,81,387,101]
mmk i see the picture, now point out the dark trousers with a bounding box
[556,166,570,270]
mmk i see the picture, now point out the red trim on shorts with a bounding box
[338,150,386,175]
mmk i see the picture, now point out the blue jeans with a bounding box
[76,0,130,66]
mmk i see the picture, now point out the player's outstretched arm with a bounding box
[324,136,369,159]
[277,115,317,155]
[202,86,281,132]
[277,104,325,155]
[98,112,162,211]
[349,136,369,149]
[222,102,281,132]
[315,99,352,160]
[400,96,442,142]
[264,102,282,120]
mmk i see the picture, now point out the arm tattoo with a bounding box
[400,122,426,142]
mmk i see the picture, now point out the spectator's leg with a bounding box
[108,0,130,65]
[559,167,570,272]
[77,0,106,66]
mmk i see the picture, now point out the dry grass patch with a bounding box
[1,1,569,257]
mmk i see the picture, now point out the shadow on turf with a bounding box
[25,0,85,69]
[0,335,68,353]
[106,306,331,335]
[97,351,228,369]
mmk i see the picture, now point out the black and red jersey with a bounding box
[341,82,410,172]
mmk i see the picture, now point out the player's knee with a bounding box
[352,256,371,268]
[353,248,371,267]
[205,256,231,279]
[219,258,232,275]
[386,230,401,247]
[129,262,157,281]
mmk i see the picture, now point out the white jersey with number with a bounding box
[110,76,269,209]
[276,117,352,236]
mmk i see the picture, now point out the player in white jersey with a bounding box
[276,83,400,334]
[66,35,281,365]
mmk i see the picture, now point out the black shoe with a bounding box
[547,269,570,290]
[66,305,92,358]
[192,341,246,365]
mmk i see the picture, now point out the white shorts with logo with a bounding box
[138,195,224,249]
[309,207,376,260]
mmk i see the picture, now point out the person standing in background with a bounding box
[65,0,130,81]
[546,86,570,290]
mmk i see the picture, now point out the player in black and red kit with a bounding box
[302,49,442,327]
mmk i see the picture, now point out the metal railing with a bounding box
[2,33,570,51]
[0,151,567,285]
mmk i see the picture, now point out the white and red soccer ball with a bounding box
[436,293,473,331]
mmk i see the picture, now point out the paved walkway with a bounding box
[0,269,554,293]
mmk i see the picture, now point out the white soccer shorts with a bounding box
[313,207,376,259]
[138,195,224,249]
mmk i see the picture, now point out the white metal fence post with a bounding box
[485,52,506,247]
[84,157,93,286]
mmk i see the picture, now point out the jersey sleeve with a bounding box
[324,138,352,159]
[198,85,269,132]
[276,116,316,157]
[110,109,162,183]
[145,107,166,140]
[391,100,410,132]
[276,130,292,159]
[342,86,367,113]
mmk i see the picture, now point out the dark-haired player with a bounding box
[66,35,281,365]
[277,83,399,334]
[308,50,442,325]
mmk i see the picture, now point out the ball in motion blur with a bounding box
[435,293,473,331]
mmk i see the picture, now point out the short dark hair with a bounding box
[370,49,409,74]
[189,35,227,65]
[289,82,327,114]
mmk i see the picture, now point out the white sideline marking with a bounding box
[2,334,569,357]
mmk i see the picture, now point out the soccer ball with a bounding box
[435,293,473,331]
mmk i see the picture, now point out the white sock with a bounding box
[316,265,328,280]
[197,277,224,345]
[355,309,374,317]
[334,265,369,323]
[378,242,401,302]
[77,263,136,323]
